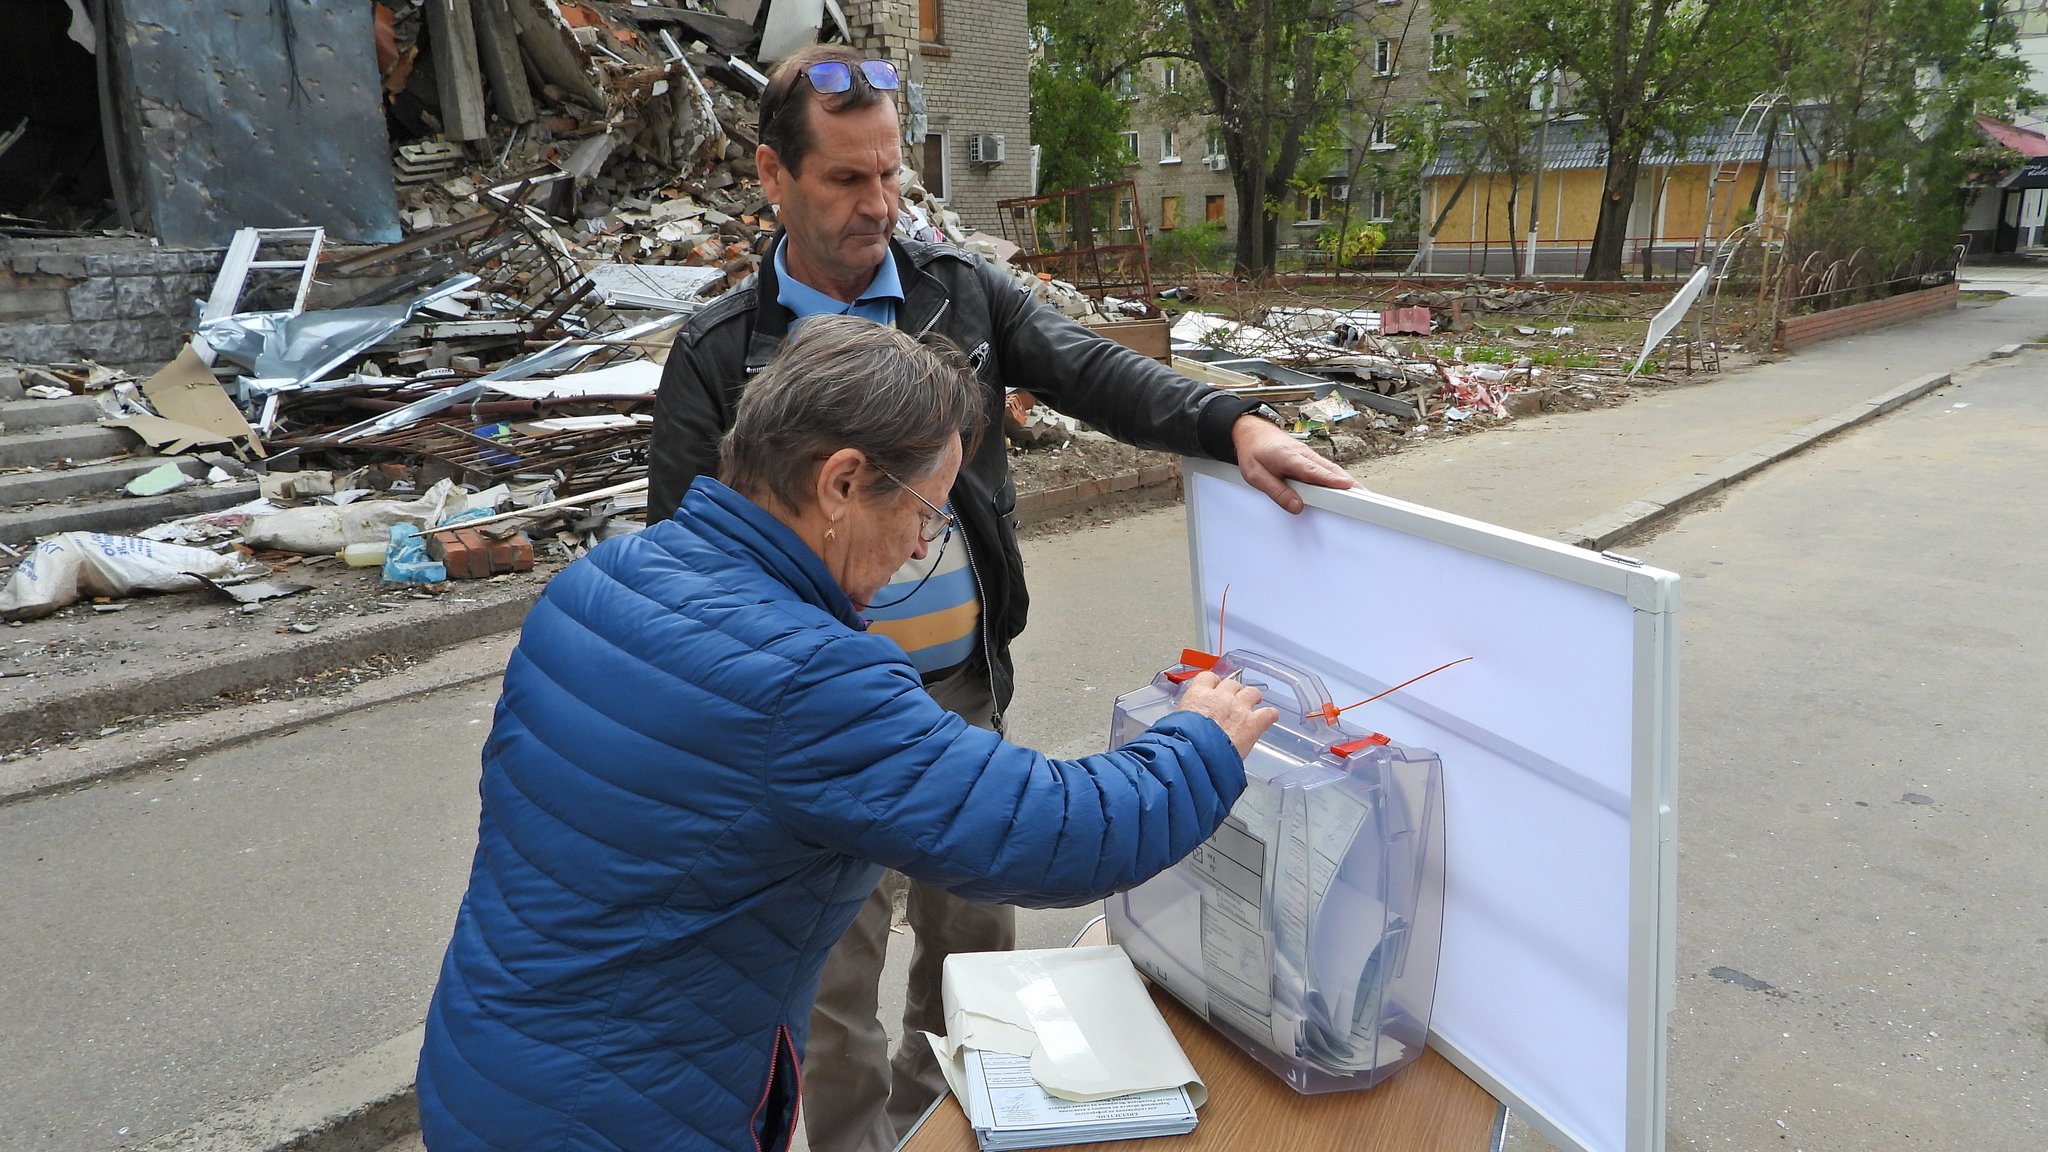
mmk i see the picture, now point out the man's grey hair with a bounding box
[718,315,984,513]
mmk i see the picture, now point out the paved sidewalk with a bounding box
[1348,290,2048,541]
[14,290,2048,1152]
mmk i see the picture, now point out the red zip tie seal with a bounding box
[1329,733,1391,759]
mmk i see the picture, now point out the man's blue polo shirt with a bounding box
[774,239,903,326]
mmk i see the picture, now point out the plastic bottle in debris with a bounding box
[339,542,388,567]
[381,524,446,584]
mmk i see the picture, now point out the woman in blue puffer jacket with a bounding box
[416,315,1276,1152]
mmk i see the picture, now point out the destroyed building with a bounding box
[0,0,1032,371]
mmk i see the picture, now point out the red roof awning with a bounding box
[1977,115,2048,158]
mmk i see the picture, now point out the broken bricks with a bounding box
[428,527,535,578]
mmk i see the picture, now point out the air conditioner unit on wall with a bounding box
[1202,154,1229,171]
[1331,183,1352,201]
[968,133,1006,166]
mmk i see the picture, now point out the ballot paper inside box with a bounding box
[1106,650,1447,1096]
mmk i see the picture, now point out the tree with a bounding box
[1428,35,1551,275]
[1440,0,1767,280]
[1182,0,1363,275]
[1760,0,2035,274]
[1034,0,1387,277]
[1027,0,1168,195]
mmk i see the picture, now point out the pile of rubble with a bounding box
[1154,286,1669,458]
[0,0,1121,623]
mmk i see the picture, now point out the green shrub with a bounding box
[1150,219,1231,275]
[1315,222,1387,266]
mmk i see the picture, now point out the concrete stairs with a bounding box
[0,394,259,549]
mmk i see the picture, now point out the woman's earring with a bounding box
[824,527,836,542]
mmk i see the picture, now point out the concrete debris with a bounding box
[123,461,193,498]
[1161,285,1662,448]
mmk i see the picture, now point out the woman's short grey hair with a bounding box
[718,315,984,513]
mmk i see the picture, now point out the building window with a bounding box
[1374,38,1394,75]
[923,134,946,198]
[1370,118,1393,149]
[1368,186,1395,221]
[1118,197,1135,232]
[1430,31,1456,71]
[1120,130,1141,163]
[1205,128,1226,160]
[1160,195,1182,230]
[1160,130,1181,163]
[1162,63,1180,93]
[1206,194,1226,223]
[1114,71,1137,100]
[1296,191,1325,223]
[920,0,943,44]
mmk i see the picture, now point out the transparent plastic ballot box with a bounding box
[1105,650,1448,1095]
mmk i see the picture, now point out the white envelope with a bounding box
[923,945,1208,1106]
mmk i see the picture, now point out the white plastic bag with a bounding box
[240,478,497,554]
[0,533,258,621]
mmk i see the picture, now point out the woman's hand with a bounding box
[1176,671,1281,760]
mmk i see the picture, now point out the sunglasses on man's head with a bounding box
[798,58,901,95]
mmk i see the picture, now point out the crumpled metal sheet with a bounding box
[198,276,479,384]
[322,312,689,444]
[117,1,401,245]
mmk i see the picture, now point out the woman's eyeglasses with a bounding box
[798,59,901,96]
[871,463,955,542]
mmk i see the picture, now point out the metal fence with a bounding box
[1418,238,1710,280]
[1771,244,1963,317]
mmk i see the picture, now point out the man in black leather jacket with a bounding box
[645,44,1352,1152]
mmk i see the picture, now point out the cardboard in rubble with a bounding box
[102,414,237,456]
[140,346,266,457]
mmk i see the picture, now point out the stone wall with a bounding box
[0,240,224,371]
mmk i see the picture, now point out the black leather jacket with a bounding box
[647,235,1258,724]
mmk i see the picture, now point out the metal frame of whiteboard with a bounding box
[1180,458,1677,1152]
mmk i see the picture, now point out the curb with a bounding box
[0,633,516,806]
[1555,370,1954,550]
[1016,462,1180,524]
[0,590,537,759]
[136,1028,422,1152]
[0,467,1182,805]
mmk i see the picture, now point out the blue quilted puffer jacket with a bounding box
[417,478,1246,1152]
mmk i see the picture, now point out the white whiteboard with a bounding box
[1182,460,1678,1152]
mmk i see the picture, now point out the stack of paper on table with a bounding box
[925,946,1205,1150]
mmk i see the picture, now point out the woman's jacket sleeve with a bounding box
[768,632,1246,908]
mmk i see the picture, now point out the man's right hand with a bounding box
[1176,671,1280,760]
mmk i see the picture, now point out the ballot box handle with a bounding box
[1212,650,1341,732]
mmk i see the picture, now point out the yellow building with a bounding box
[1419,117,1800,278]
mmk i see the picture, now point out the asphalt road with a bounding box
[4,341,2046,1151]
[1627,353,2047,1150]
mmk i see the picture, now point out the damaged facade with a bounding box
[0,0,1105,623]
[1,0,1033,370]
